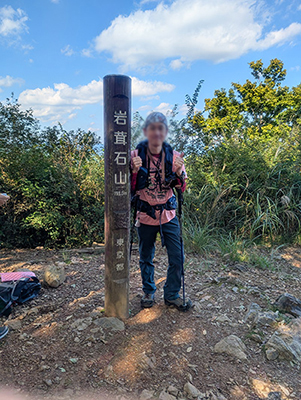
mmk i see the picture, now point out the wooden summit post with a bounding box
[103,75,131,319]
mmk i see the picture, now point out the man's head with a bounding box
[143,112,168,146]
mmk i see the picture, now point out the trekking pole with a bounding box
[176,187,186,307]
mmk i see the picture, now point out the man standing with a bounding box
[131,112,192,311]
[0,192,10,340]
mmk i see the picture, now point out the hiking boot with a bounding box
[164,297,193,312]
[0,326,9,340]
[141,293,155,308]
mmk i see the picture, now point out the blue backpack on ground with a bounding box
[0,277,41,318]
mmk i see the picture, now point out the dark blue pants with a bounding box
[137,216,183,301]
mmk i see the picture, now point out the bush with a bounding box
[173,59,301,245]
[0,98,104,248]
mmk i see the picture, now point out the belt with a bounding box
[137,195,177,247]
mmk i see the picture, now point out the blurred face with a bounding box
[144,122,168,146]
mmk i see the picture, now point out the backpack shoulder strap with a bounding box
[162,141,174,172]
[136,140,148,168]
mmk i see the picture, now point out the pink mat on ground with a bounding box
[1,271,36,282]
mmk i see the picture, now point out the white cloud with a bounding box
[131,77,174,96]
[152,102,173,115]
[51,0,60,3]
[170,59,184,70]
[255,22,301,49]
[298,4,301,11]
[61,44,74,56]
[18,77,175,122]
[81,48,93,57]
[0,5,28,38]
[0,75,24,92]
[92,0,301,70]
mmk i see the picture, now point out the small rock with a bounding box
[6,319,22,330]
[71,317,92,331]
[254,311,278,328]
[44,379,52,387]
[248,333,263,344]
[266,348,279,361]
[214,335,247,360]
[140,389,155,400]
[247,288,261,296]
[268,392,282,400]
[167,386,179,397]
[69,358,78,364]
[140,354,156,369]
[194,302,202,313]
[39,365,50,371]
[215,315,231,323]
[209,391,227,400]
[44,264,66,288]
[265,317,301,361]
[274,293,301,318]
[93,317,125,331]
[159,391,177,400]
[244,303,261,324]
[184,382,201,398]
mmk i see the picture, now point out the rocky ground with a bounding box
[1,243,301,400]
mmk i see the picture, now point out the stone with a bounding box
[209,392,227,400]
[44,379,53,387]
[265,317,301,361]
[44,264,66,288]
[140,354,156,369]
[184,382,201,398]
[265,348,279,361]
[71,317,92,331]
[274,293,301,317]
[93,317,125,331]
[244,303,261,324]
[194,302,202,313]
[167,386,179,397]
[215,315,231,323]
[268,393,282,400]
[214,335,247,360]
[254,311,278,328]
[248,333,263,344]
[6,319,22,330]
[140,390,155,400]
[159,391,177,400]
[247,288,261,296]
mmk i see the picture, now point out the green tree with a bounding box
[0,97,105,248]
[176,59,301,242]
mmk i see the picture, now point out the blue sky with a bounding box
[0,0,301,140]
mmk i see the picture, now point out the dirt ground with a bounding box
[0,243,301,400]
